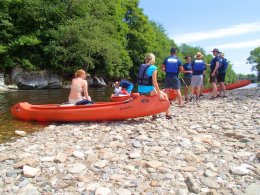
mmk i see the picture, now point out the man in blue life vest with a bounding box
[190,52,206,100]
[182,56,193,102]
[162,47,184,106]
[210,48,220,99]
[218,52,228,97]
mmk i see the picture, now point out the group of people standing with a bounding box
[68,47,228,119]
[136,47,228,119]
[162,47,228,104]
[210,48,228,99]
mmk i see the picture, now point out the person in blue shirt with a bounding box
[119,80,133,94]
[190,52,206,100]
[162,48,184,106]
[182,56,193,102]
[137,53,172,119]
[218,52,228,97]
[210,48,220,99]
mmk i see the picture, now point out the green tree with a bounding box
[0,0,44,70]
[247,47,260,81]
[225,63,237,84]
[123,0,157,79]
[149,21,176,81]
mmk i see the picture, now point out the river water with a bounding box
[0,87,114,143]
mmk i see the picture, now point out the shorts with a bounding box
[183,77,191,86]
[191,75,203,87]
[217,72,226,82]
[75,99,93,105]
[210,72,218,83]
[164,77,181,89]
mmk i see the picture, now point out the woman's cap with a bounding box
[211,48,220,53]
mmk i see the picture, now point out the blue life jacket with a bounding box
[137,64,153,86]
[165,57,178,73]
[120,80,132,88]
[193,60,205,71]
[218,58,228,73]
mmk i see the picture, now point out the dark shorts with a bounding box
[183,77,191,86]
[165,77,181,89]
[76,99,93,105]
[217,72,226,82]
[210,72,218,83]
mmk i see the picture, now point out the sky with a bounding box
[139,0,260,75]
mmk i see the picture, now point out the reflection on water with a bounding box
[0,87,114,143]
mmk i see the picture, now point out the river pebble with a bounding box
[0,87,259,194]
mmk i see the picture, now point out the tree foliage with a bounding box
[247,47,260,81]
[0,0,238,84]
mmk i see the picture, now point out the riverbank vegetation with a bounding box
[247,47,260,81]
[0,0,237,86]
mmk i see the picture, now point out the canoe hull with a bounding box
[162,88,177,101]
[203,80,251,93]
[11,95,170,122]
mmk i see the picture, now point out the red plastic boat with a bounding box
[203,80,251,93]
[111,93,140,102]
[162,88,177,101]
[11,95,170,122]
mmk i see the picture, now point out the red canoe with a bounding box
[11,95,170,122]
[203,80,251,93]
[162,88,177,101]
[111,93,140,102]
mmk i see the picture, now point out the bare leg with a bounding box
[176,89,183,105]
[211,82,217,97]
[219,82,226,96]
[196,86,200,99]
[191,86,195,97]
[184,87,189,100]
[200,85,204,96]
[151,90,170,115]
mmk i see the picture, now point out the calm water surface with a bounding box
[0,87,114,143]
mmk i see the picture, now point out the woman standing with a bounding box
[137,53,172,119]
[68,69,92,104]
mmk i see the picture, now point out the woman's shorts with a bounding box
[217,72,226,82]
[210,73,218,83]
[165,77,181,89]
[191,75,203,87]
[183,77,191,86]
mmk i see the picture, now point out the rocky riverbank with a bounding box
[0,87,260,195]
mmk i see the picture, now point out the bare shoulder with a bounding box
[82,79,88,86]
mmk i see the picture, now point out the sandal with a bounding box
[210,96,217,100]
[152,115,159,120]
[166,115,172,120]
